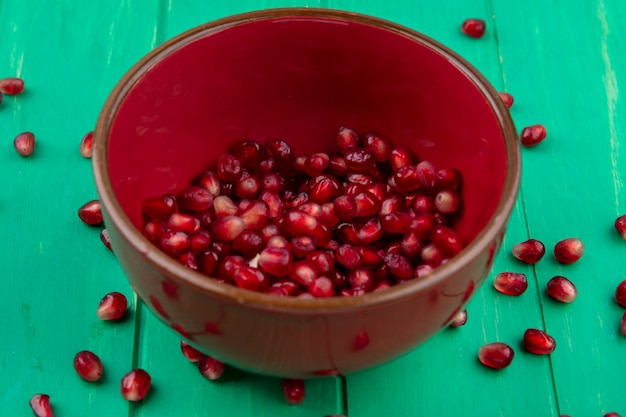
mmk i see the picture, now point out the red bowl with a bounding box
[93,8,520,378]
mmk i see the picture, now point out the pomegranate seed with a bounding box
[180,340,203,362]
[307,250,335,275]
[389,146,413,172]
[199,251,220,275]
[160,230,192,255]
[308,175,342,204]
[380,212,412,234]
[194,171,221,196]
[615,215,626,240]
[363,132,391,161]
[121,369,151,401]
[498,92,514,109]
[353,191,381,217]
[434,190,461,214]
[344,148,375,171]
[73,350,104,382]
[142,194,177,221]
[450,309,468,327]
[77,200,104,226]
[96,292,128,320]
[266,138,294,166]
[233,230,264,257]
[239,200,270,230]
[604,413,622,417]
[230,140,263,168]
[511,238,545,264]
[380,195,405,215]
[190,230,212,253]
[420,243,447,266]
[435,168,462,191]
[553,237,584,264]
[179,252,199,270]
[0,77,25,95]
[304,153,330,176]
[621,311,626,337]
[282,209,319,236]
[415,160,437,192]
[523,328,556,354]
[399,231,423,260]
[615,279,626,307]
[210,216,244,241]
[266,235,290,249]
[236,176,261,199]
[198,355,225,380]
[234,265,268,291]
[80,131,94,158]
[328,153,349,177]
[337,244,363,269]
[291,235,317,257]
[494,272,528,296]
[347,172,374,185]
[461,18,486,38]
[384,252,413,280]
[520,124,547,147]
[178,186,214,211]
[431,225,463,255]
[546,276,578,303]
[394,165,420,191]
[308,276,335,297]
[333,195,357,221]
[216,154,242,182]
[336,126,360,153]
[282,378,305,405]
[14,131,35,156]
[289,260,318,286]
[262,173,285,193]
[348,268,375,291]
[258,246,292,276]
[478,342,514,369]
[357,218,383,244]
[167,212,200,233]
[100,229,113,251]
[142,220,166,244]
[29,394,54,417]
[415,264,434,278]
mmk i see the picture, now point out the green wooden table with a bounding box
[2,0,626,415]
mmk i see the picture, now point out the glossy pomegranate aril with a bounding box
[258,246,292,276]
[621,312,626,337]
[434,190,461,214]
[348,268,375,291]
[80,131,94,158]
[167,212,200,234]
[431,225,463,255]
[160,230,192,255]
[478,342,514,369]
[461,18,486,38]
[336,244,362,269]
[234,265,267,291]
[233,229,264,257]
[364,132,391,161]
[553,237,584,264]
[100,229,113,251]
[190,230,212,253]
[520,124,547,147]
[29,394,54,417]
[400,231,423,261]
[380,212,412,234]
[177,186,214,211]
[615,279,626,307]
[266,138,294,166]
[180,340,203,362]
[498,92,514,109]
[96,292,128,320]
[282,378,305,405]
[494,272,527,296]
[394,165,420,191]
[384,252,413,280]
[450,309,468,327]
[344,148,375,171]
[198,355,225,381]
[546,276,577,303]
[436,168,462,191]
[210,216,244,241]
[353,191,381,217]
[290,235,317,257]
[216,154,242,182]
[77,200,104,226]
[357,218,383,244]
[289,260,318,286]
[142,194,177,221]
[0,77,25,95]
[194,171,221,196]
[420,243,447,266]
[121,369,152,401]
[523,328,556,354]
[511,238,545,264]
[308,276,335,297]
[336,126,360,153]
[230,140,263,168]
[304,152,330,176]
[74,350,104,382]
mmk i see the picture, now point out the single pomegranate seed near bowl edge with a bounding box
[461,18,486,38]
[615,279,626,307]
[96,292,128,320]
[614,214,626,240]
[520,124,547,147]
[121,369,152,401]
[511,238,545,264]
[198,355,225,380]
[80,131,94,158]
[494,272,528,296]
[29,394,54,417]
[180,340,203,362]
[546,276,577,303]
[523,328,556,354]
[74,350,104,382]
[553,237,584,264]
[478,342,514,370]
[498,92,514,109]
[449,309,468,327]
[281,378,305,405]
[78,200,104,226]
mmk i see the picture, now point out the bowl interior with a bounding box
[106,14,507,252]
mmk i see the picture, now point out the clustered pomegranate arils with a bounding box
[140,127,467,297]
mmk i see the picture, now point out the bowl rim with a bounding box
[93,7,521,313]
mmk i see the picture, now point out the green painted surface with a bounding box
[1,0,625,415]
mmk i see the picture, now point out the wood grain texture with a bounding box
[1,0,625,415]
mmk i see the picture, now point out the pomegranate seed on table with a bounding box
[553,237,584,264]
[13,131,35,156]
[498,92,514,108]
[281,378,305,405]
[198,355,225,380]
[121,369,152,401]
[546,276,577,303]
[621,311,626,337]
[478,342,514,369]
[511,238,545,264]
[494,272,528,296]
[461,18,486,38]
[523,329,556,354]
[0,77,25,95]
[615,214,626,240]
[520,124,547,147]
[615,280,626,307]
[96,292,128,320]
[77,199,104,226]
[29,394,54,417]
[449,309,468,327]
[73,350,104,381]
[80,131,94,158]
[100,229,113,251]
[604,413,622,417]
[180,340,203,362]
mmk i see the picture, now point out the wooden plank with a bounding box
[328,0,560,415]
[0,1,159,415]
[491,0,626,414]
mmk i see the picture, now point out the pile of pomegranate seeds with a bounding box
[141,128,465,297]
[29,394,54,417]
[460,18,486,38]
[546,276,578,303]
[73,350,104,382]
[553,237,584,264]
[13,131,35,156]
[96,291,128,320]
[478,342,514,370]
[281,378,306,405]
[519,124,547,147]
[121,368,152,401]
[522,329,556,354]
[493,272,528,296]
